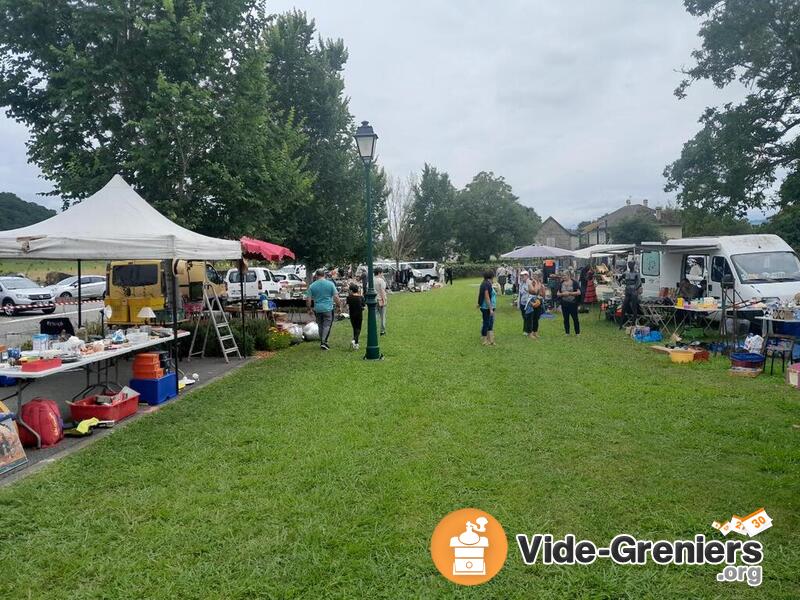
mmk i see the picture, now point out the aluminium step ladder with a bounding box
[188,283,242,363]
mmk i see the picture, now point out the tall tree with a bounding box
[264,11,386,268]
[452,171,541,261]
[409,164,458,260]
[664,0,800,217]
[0,0,312,237]
[382,173,418,267]
[609,215,665,244]
[680,207,752,236]
[762,205,800,249]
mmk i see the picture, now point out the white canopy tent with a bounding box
[500,244,576,259]
[0,175,245,394]
[0,175,242,260]
[573,244,634,260]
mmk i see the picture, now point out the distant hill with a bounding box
[0,192,56,230]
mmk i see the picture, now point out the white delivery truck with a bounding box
[639,234,800,305]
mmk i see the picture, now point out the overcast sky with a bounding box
[1,0,747,226]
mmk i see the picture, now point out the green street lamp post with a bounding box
[354,120,382,360]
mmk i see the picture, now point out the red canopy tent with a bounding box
[240,237,295,261]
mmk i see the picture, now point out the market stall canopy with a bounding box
[639,241,719,254]
[573,244,634,259]
[240,237,295,262]
[500,244,576,259]
[0,175,242,260]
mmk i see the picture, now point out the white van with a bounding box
[639,234,800,304]
[225,267,281,301]
[407,261,439,282]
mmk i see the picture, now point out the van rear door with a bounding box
[640,250,662,297]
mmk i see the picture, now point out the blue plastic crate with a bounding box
[0,376,17,387]
[129,372,178,406]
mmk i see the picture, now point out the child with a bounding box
[346,282,365,350]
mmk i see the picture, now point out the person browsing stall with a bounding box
[527,271,546,339]
[374,267,388,335]
[557,270,581,335]
[478,270,497,346]
[621,260,642,329]
[518,270,531,334]
[306,268,340,350]
[346,282,365,350]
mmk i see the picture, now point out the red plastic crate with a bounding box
[21,358,62,372]
[68,389,140,423]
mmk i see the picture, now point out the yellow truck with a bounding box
[105,260,226,325]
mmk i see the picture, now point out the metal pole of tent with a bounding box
[77,259,82,327]
[239,259,246,354]
[172,263,180,395]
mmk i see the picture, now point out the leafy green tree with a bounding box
[409,164,458,260]
[681,207,752,236]
[762,170,800,249]
[0,192,55,230]
[452,171,541,261]
[762,206,800,250]
[664,0,800,217]
[0,0,312,239]
[263,10,386,268]
[609,215,664,244]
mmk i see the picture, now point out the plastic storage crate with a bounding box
[68,389,140,422]
[129,372,177,406]
[730,352,765,369]
[787,363,800,389]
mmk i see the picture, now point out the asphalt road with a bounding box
[0,300,104,345]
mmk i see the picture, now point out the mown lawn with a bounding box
[1,280,798,599]
[0,259,106,282]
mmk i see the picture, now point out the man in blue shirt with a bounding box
[306,269,340,350]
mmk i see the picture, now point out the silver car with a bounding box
[50,275,107,300]
[0,276,56,316]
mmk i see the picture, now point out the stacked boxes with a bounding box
[132,353,164,380]
[129,352,177,406]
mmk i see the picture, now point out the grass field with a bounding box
[0,280,798,599]
[0,259,106,282]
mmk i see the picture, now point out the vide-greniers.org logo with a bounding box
[432,509,768,587]
[515,534,764,587]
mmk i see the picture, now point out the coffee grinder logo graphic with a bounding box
[431,508,508,586]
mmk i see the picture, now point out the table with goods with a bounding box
[0,327,189,453]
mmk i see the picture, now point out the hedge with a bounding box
[443,263,499,279]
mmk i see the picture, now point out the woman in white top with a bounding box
[518,270,532,335]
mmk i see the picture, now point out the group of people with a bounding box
[478,267,587,345]
[305,267,389,351]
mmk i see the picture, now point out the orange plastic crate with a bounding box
[133,368,164,379]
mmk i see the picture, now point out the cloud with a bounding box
[0,0,747,225]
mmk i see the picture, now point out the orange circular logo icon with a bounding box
[431,508,508,586]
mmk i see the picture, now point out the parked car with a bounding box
[0,276,56,316]
[273,272,307,292]
[225,267,282,301]
[276,264,307,279]
[50,275,107,300]
[407,261,440,282]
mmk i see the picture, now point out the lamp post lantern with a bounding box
[354,120,381,360]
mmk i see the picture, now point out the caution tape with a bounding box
[4,302,56,311]
[54,298,104,305]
